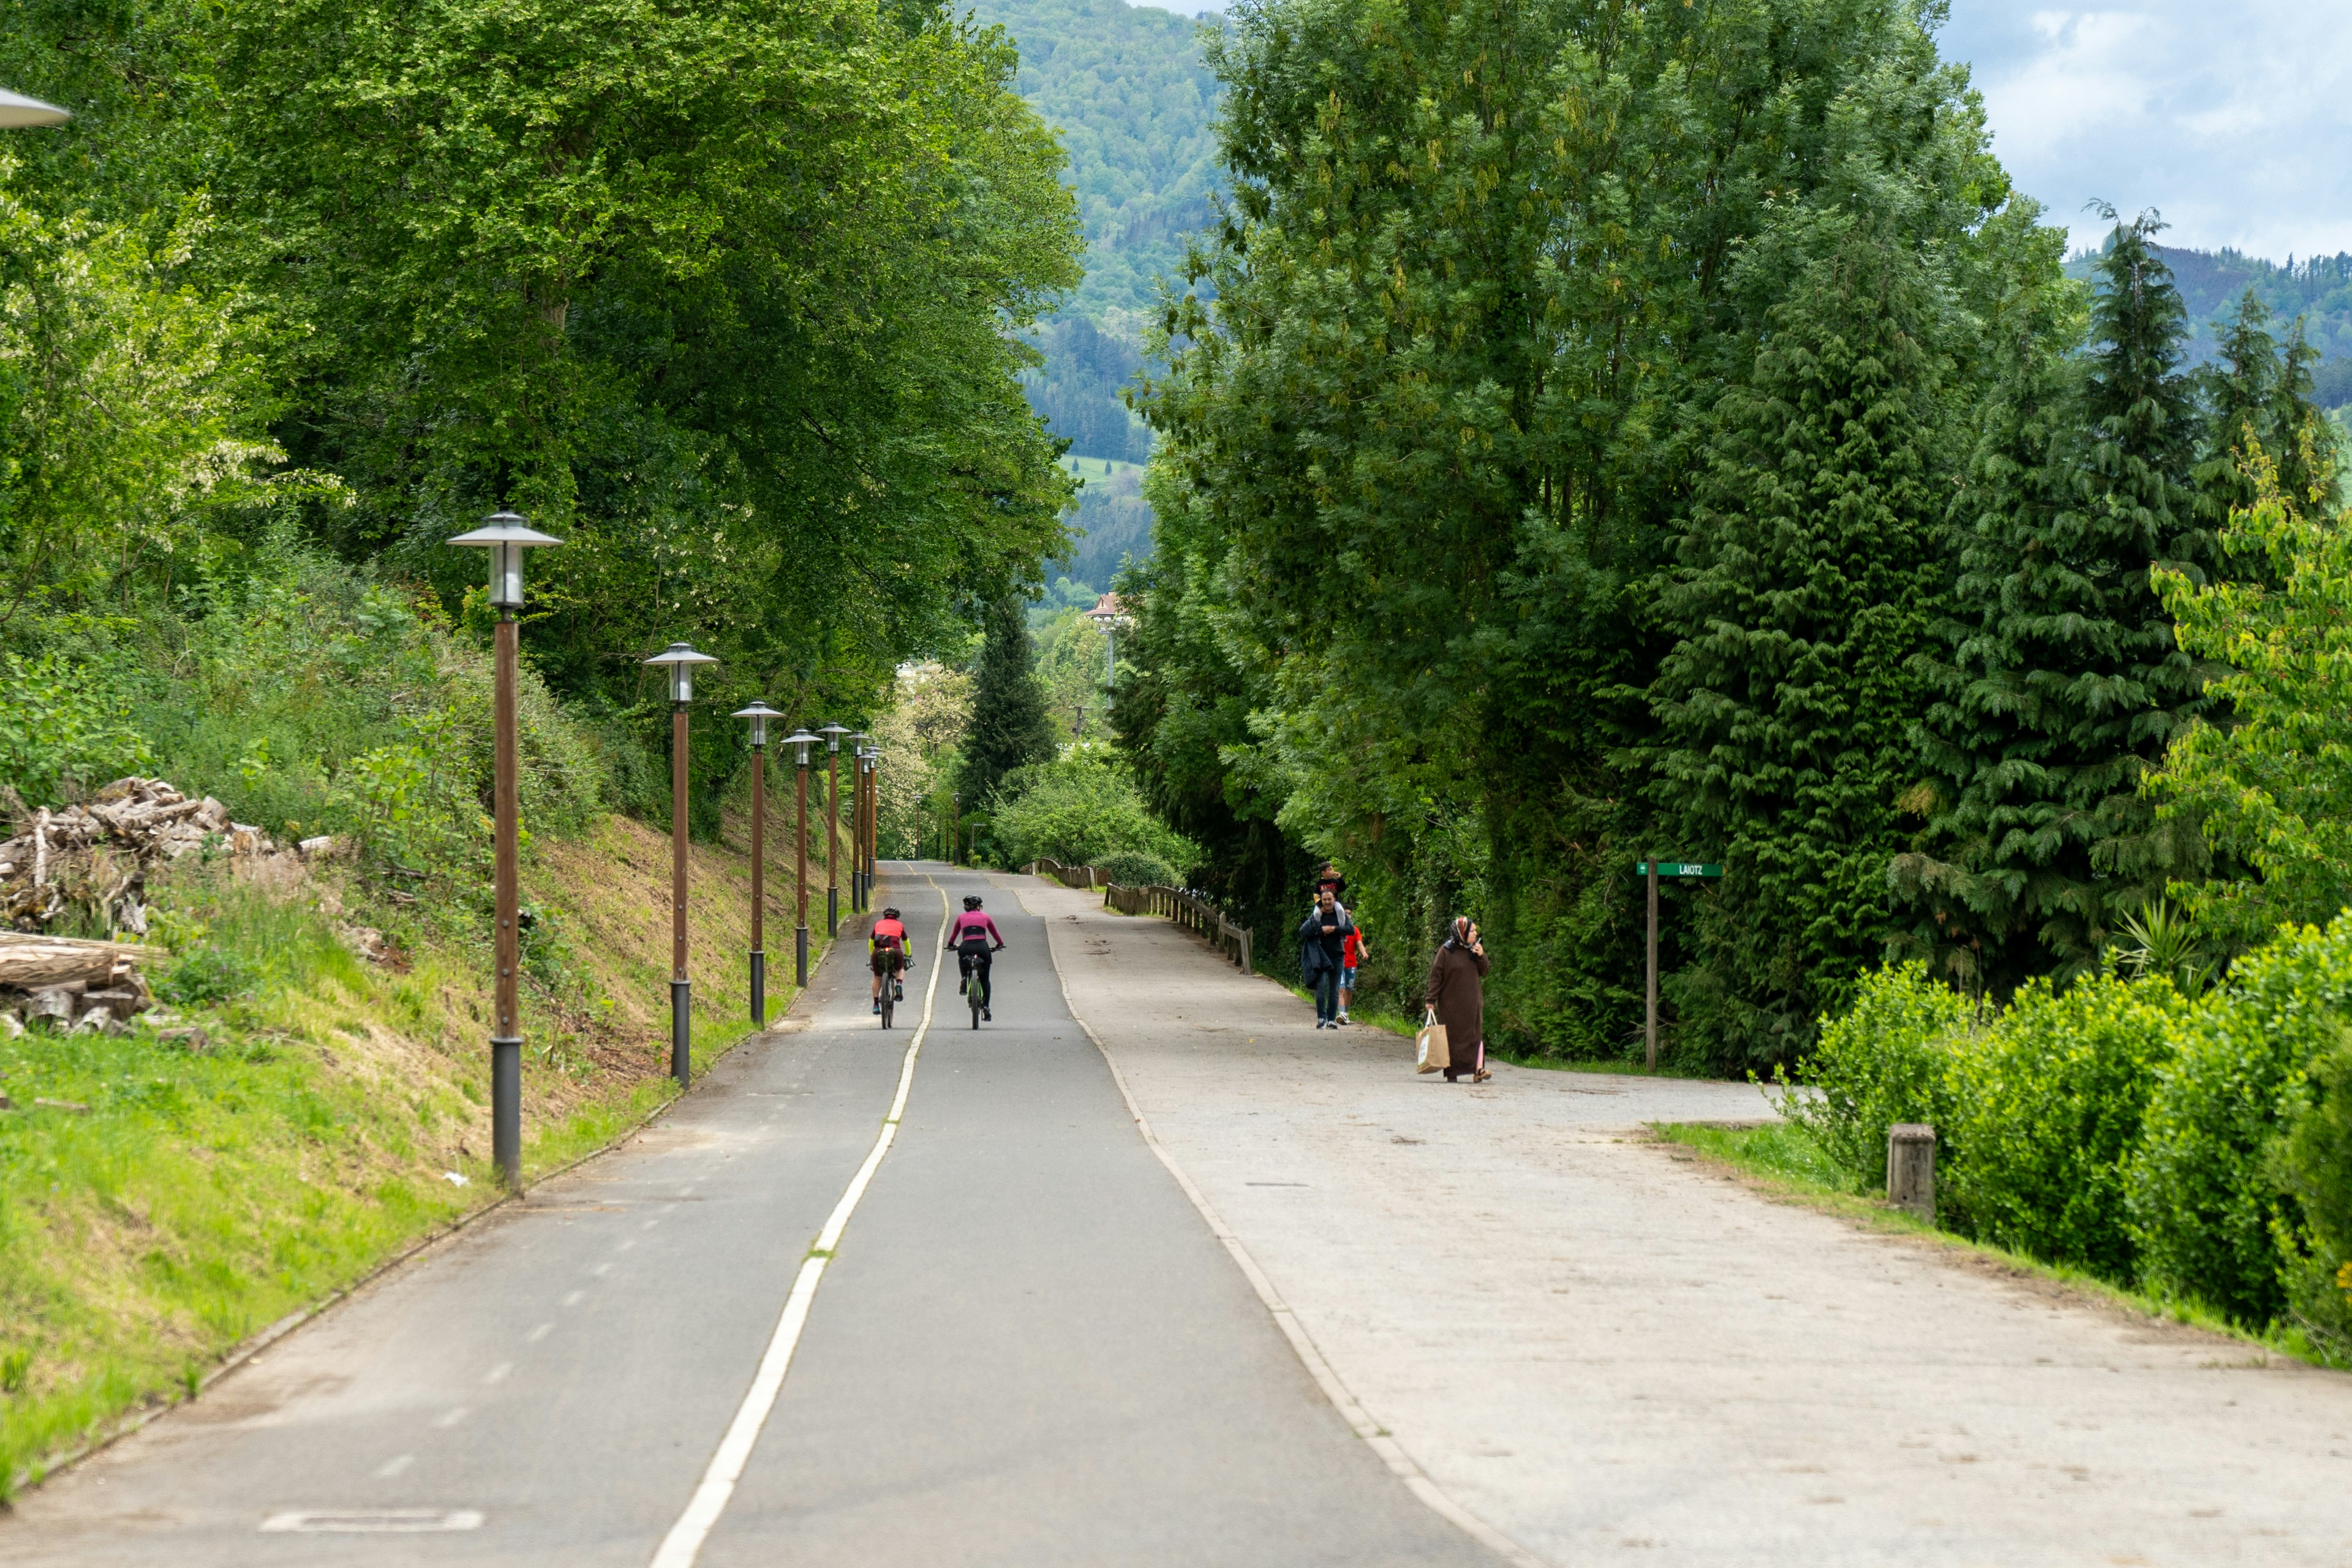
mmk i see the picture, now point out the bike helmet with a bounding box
[881,907,900,920]
[963,894,984,910]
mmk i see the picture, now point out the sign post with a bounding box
[1635,861,1723,1072]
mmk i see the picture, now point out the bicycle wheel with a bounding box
[970,989,981,1029]
[880,983,894,1030]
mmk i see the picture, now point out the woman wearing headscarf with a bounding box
[1424,915,1491,1083]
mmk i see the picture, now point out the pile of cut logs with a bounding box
[0,777,284,937]
[0,931,156,1034]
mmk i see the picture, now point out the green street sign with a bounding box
[1636,861,1722,878]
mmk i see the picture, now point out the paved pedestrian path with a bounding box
[1018,875,2352,1567]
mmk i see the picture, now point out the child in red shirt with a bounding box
[1339,922,1366,1024]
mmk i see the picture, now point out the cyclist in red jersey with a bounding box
[943,894,1006,1020]
[870,908,910,1014]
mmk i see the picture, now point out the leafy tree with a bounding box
[960,593,1057,811]
[1651,223,1956,1064]
[1899,210,2217,987]
[2148,439,2352,948]
[1031,605,1109,739]
[209,0,1082,725]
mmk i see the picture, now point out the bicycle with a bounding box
[880,970,896,1030]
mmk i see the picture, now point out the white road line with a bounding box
[1040,900,1552,1568]
[646,873,948,1568]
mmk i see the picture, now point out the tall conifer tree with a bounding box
[1653,227,1951,1066]
[1898,210,2215,983]
[962,593,1058,811]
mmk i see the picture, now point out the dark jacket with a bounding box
[1297,906,1354,975]
[1425,942,1490,1069]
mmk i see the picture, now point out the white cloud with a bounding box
[1943,0,2352,259]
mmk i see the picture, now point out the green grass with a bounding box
[1650,1119,2304,1361]
[0,859,794,1500]
[1056,453,1145,483]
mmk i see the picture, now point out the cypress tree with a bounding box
[1652,227,1951,1068]
[1898,209,2214,986]
[2192,290,2286,549]
[960,592,1057,811]
[2194,292,2334,526]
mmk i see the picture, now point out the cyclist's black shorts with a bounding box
[870,947,905,976]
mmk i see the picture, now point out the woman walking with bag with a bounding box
[1424,916,1491,1083]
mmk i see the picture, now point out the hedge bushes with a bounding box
[1795,915,2352,1347]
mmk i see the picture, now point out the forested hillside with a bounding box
[974,0,1220,488]
[2070,243,2352,403]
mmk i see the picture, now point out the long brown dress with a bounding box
[1424,942,1491,1076]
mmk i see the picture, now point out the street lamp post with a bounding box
[818,723,849,934]
[733,701,784,1027]
[861,746,879,903]
[853,737,875,910]
[844,735,866,913]
[950,790,961,866]
[448,512,563,1188]
[784,728,817,986]
[645,643,718,1088]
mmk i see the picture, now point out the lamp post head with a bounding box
[783,728,818,767]
[644,642,718,705]
[817,722,850,754]
[448,511,563,608]
[732,701,784,747]
[0,88,71,128]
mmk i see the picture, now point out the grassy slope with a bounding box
[0,807,833,1496]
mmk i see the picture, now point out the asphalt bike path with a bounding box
[0,863,1501,1566]
[694,863,1493,1566]
[0,880,933,1565]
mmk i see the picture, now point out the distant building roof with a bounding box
[1084,593,1126,620]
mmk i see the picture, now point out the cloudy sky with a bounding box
[1163,1,2347,265]
[1933,1,2348,261]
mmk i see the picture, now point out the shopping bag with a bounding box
[1415,1009,1449,1074]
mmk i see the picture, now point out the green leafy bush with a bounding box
[989,744,1199,873]
[2271,1031,2352,1358]
[1093,849,1178,888]
[1942,974,2185,1275]
[0,650,153,806]
[2126,914,2352,1325]
[1783,962,1971,1192]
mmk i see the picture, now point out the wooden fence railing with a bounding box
[1023,860,1253,973]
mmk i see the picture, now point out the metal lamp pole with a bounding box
[845,735,866,912]
[951,790,961,866]
[646,643,718,1088]
[855,741,875,908]
[785,728,816,985]
[734,702,783,1026]
[448,513,562,1188]
[862,747,878,901]
[818,723,848,933]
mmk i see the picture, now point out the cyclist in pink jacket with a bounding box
[943,895,1006,1019]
